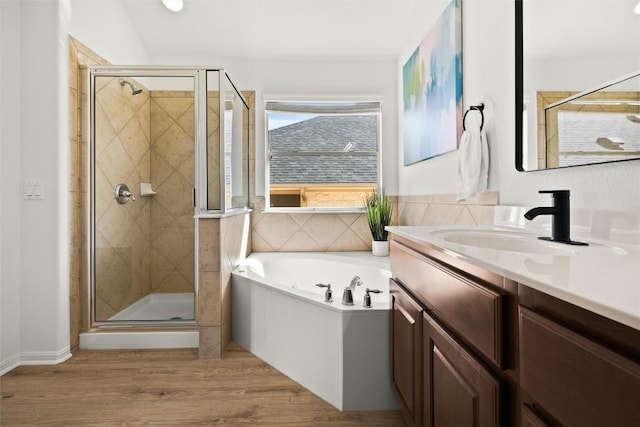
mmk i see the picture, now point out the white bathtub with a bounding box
[231,252,397,411]
[79,293,198,350]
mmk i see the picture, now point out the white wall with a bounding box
[2,0,155,375]
[398,0,640,211]
[0,0,23,375]
[68,0,150,64]
[0,0,72,375]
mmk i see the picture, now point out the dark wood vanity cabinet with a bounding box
[423,310,502,427]
[390,237,513,426]
[389,233,640,427]
[390,280,424,426]
[518,288,640,426]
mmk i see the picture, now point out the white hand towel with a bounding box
[457,111,489,201]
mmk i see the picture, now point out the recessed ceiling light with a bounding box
[635,1,640,15]
[162,0,183,13]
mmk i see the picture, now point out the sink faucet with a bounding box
[524,190,587,246]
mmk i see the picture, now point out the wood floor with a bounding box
[1,342,404,426]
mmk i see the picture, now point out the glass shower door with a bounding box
[91,71,197,324]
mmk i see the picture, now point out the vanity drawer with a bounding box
[391,240,505,368]
[519,307,640,426]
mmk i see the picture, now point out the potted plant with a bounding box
[364,189,393,256]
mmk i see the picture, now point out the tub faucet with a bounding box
[341,276,363,305]
[524,190,587,246]
[342,287,354,306]
[349,276,363,291]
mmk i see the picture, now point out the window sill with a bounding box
[262,207,366,214]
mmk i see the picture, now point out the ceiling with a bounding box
[120,0,426,60]
[119,0,639,62]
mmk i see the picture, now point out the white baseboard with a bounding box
[1,346,72,375]
[0,354,21,376]
[20,346,72,365]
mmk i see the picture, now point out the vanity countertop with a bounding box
[387,224,640,330]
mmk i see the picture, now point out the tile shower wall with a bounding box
[92,87,198,318]
[207,92,220,209]
[70,37,109,347]
[149,91,195,294]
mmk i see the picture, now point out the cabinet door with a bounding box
[390,279,423,427]
[521,404,552,427]
[423,311,501,427]
[391,240,506,368]
[519,307,640,427]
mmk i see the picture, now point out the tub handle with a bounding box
[363,288,382,308]
[315,283,333,303]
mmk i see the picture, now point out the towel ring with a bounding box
[463,104,485,131]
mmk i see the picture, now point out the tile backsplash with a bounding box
[398,192,499,227]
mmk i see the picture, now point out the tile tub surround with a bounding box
[197,211,251,359]
[250,196,383,252]
[387,207,640,330]
[250,192,497,252]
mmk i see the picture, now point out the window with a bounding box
[266,101,381,210]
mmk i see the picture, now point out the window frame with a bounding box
[264,98,383,213]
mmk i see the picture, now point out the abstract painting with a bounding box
[402,0,462,165]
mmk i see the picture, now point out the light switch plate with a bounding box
[24,181,45,200]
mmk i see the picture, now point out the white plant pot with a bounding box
[372,240,389,257]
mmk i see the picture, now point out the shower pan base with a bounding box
[79,329,198,350]
[79,293,198,350]
[109,292,195,321]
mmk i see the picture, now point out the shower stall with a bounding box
[79,66,249,345]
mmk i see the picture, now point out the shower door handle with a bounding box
[115,183,136,204]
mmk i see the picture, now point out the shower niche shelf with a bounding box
[140,182,157,197]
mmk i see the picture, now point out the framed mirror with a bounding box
[515,0,640,171]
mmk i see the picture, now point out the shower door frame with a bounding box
[86,66,229,328]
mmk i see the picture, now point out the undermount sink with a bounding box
[431,229,578,256]
[430,229,628,256]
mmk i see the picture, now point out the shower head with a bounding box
[119,78,143,95]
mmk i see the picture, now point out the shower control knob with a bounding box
[115,183,136,204]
